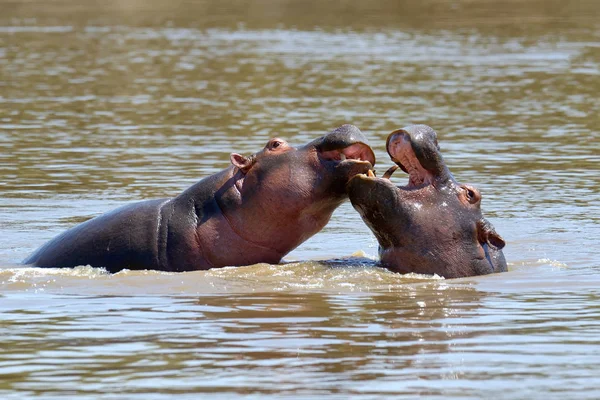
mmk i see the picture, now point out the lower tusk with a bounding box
[382,165,399,179]
[367,169,376,178]
[340,153,346,161]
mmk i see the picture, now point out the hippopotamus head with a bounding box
[222,124,376,255]
[347,125,506,279]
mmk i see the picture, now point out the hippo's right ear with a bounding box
[230,153,254,173]
[477,218,506,250]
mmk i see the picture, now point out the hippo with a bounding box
[347,125,506,279]
[25,124,375,273]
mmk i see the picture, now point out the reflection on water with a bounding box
[0,0,599,398]
[2,276,600,399]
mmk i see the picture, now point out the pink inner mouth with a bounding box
[387,134,434,187]
[321,143,376,166]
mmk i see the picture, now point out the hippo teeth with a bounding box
[382,165,398,179]
[340,153,346,161]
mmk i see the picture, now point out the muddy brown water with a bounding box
[1,0,599,398]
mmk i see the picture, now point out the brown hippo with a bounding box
[347,125,506,279]
[25,124,375,273]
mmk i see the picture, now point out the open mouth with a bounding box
[352,132,434,189]
[320,142,376,167]
[385,132,434,188]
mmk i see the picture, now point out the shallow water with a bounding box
[1,0,599,398]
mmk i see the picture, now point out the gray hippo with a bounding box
[25,124,375,273]
[347,125,506,278]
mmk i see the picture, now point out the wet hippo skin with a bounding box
[347,125,506,279]
[25,124,376,273]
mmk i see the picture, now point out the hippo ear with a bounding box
[230,153,254,173]
[477,219,506,250]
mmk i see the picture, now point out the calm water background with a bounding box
[1,0,599,398]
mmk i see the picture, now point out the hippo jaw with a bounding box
[310,124,376,196]
[385,125,452,188]
[347,125,507,279]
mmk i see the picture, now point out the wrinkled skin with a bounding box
[25,124,375,273]
[347,125,506,279]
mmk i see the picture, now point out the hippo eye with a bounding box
[466,189,475,201]
[462,185,481,204]
[268,139,284,150]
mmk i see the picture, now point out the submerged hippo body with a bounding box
[25,125,375,273]
[347,125,506,279]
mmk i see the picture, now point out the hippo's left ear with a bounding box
[230,153,255,173]
[477,218,506,249]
